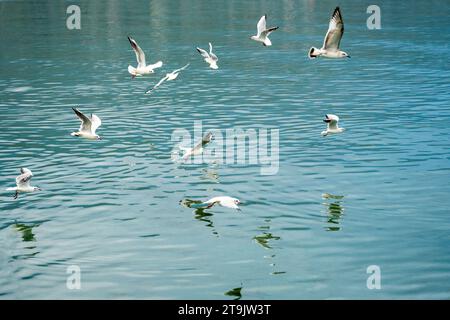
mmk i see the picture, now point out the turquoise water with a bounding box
[0,0,449,299]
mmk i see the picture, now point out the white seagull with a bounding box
[6,168,41,199]
[309,7,350,59]
[250,14,279,46]
[180,132,214,161]
[321,114,345,136]
[203,196,241,210]
[145,63,190,94]
[71,107,102,140]
[127,36,163,78]
[196,43,218,69]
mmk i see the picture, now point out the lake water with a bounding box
[0,0,449,299]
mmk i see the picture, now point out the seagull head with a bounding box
[340,51,350,58]
[34,187,42,191]
[95,135,102,140]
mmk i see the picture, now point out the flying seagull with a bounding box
[179,132,214,161]
[127,36,163,78]
[145,63,190,94]
[6,168,41,199]
[321,114,345,136]
[309,7,350,59]
[196,43,218,69]
[181,196,241,211]
[250,14,279,46]
[71,107,102,140]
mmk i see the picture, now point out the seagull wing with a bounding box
[203,197,221,208]
[202,132,213,144]
[73,107,92,133]
[128,36,146,68]
[323,7,344,50]
[172,63,190,74]
[146,75,169,94]
[90,114,102,134]
[16,168,33,188]
[196,47,210,59]
[193,139,204,151]
[261,26,279,38]
[256,15,267,37]
[326,114,340,130]
[208,43,218,61]
[328,119,339,130]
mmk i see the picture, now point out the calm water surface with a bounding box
[0,0,449,299]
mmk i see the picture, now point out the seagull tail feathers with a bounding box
[6,187,16,191]
[308,47,320,59]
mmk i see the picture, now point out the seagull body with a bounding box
[6,168,41,199]
[203,196,241,210]
[309,7,350,59]
[251,15,279,46]
[196,43,218,69]
[180,132,213,161]
[71,107,102,140]
[127,36,163,77]
[321,114,345,136]
[145,63,190,94]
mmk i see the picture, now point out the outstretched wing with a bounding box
[323,7,344,50]
[90,114,102,134]
[173,63,190,74]
[145,75,169,94]
[128,36,146,67]
[325,114,340,130]
[16,168,33,188]
[208,43,218,61]
[72,107,92,133]
[196,47,210,59]
[256,15,267,36]
[261,26,279,38]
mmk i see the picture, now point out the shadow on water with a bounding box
[14,223,38,243]
[253,219,285,276]
[253,219,281,250]
[11,223,40,259]
[224,285,242,300]
[180,199,218,236]
[322,193,345,232]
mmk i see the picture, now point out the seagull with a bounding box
[145,63,190,94]
[250,15,279,46]
[196,43,218,69]
[309,7,350,59]
[70,107,102,140]
[127,36,163,78]
[203,196,241,210]
[181,196,241,211]
[6,168,41,199]
[180,132,214,161]
[321,114,345,136]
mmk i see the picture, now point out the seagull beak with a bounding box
[347,55,351,58]
[323,119,331,123]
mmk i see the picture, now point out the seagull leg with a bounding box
[13,191,18,200]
